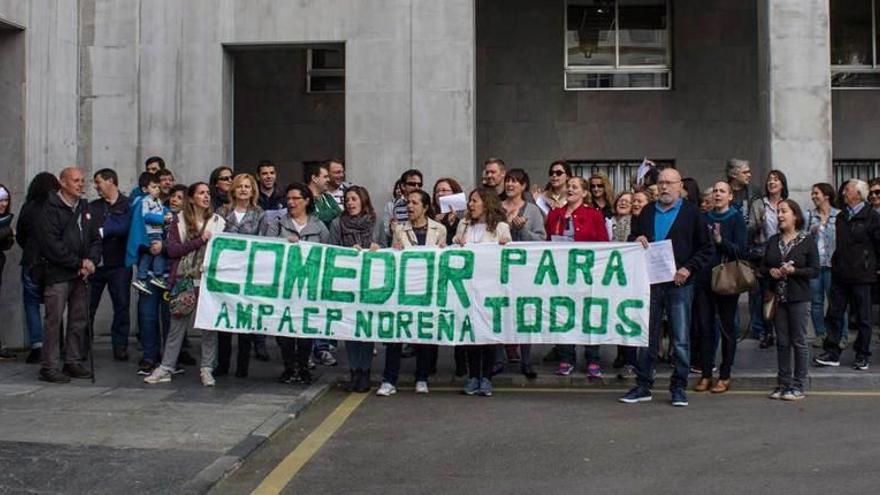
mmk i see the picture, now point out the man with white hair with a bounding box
[815,179,880,371]
[620,168,713,407]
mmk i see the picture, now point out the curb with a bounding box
[182,380,331,494]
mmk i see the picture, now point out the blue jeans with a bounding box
[20,269,43,349]
[809,267,847,338]
[89,265,132,350]
[137,235,167,281]
[137,289,162,364]
[637,283,693,391]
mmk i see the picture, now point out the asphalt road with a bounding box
[213,387,880,495]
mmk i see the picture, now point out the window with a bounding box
[568,159,675,194]
[565,0,671,90]
[307,47,344,93]
[831,0,880,88]
[833,159,880,188]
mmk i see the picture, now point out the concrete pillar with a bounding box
[759,0,832,203]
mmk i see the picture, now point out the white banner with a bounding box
[194,234,650,347]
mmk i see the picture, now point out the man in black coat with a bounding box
[620,168,713,407]
[815,179,880,370]
[89,168,131,362]
[37,167,102,383]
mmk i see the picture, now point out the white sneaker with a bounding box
[200,367,216,387]
[143,367,171,384]
[376,382,397,397]
[415,381,429,394]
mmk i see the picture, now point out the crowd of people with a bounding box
[0,155,877,406]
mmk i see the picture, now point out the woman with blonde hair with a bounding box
[215,173,268,378]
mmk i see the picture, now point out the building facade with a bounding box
[0,0,877,345]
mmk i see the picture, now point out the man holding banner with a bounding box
[620,168,713,407]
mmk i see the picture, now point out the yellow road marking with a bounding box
[429,387,880,397]
[251,393,368,495]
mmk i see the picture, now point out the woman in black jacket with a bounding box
[0,184,16,359]
[761,199,818,401]
[16,173,60,363]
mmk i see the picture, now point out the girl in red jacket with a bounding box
[545,177,609,377]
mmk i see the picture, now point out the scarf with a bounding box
[339,213,375,248]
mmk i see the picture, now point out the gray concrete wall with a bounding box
[476,0,762,191]
[759,0,832,203]
[0,0,79,348]
[231,48,345,186]
[78,0,476,198]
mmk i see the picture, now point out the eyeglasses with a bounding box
[217,176,233,182]
[406,182,422,188]
[549,170,566,177]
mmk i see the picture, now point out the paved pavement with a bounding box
[214,388,880,495]
[0,327,878,494]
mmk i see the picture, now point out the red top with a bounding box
[545,204,609,242]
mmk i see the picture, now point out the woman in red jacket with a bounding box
[546,177,609,377]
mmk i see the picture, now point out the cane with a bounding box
[84,276,96,384]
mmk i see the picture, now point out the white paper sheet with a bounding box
[438,193,467,213]
[646,239,677,284]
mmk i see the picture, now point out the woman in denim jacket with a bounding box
[806,183,843,349]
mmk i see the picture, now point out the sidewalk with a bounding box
[0,339,330,495]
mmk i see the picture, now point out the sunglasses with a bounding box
[871,190,880,196]
[589,184,604,189]
[549,170,566,177]
[406,182,422,187]
[217,176,233,182]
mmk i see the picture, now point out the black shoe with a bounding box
[278,369,297,384]
[346,370,359,392]
[63,363,93,379]
[25,348,41,364]
[813,353,840,367]
[0,348,17,360]
[214,365,229,377]
[39,368,71,384]
[177,350,197,366]
[254,347,270,362]
[137,360,155,375]
[521,365,537,380]
[759,334,775,349]
[298,370,313,385]
[853,357,870,371]
[355,371,371,393]
[112,347,129,362]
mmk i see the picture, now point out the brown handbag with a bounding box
[711,258,757,295]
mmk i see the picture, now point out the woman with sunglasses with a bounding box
[589,173,614,219]
[546,177,609,378]
[209,166,234,211]
[266,183,331,385]
[535,160,571,216]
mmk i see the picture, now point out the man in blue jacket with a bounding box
[620,168,714,407]
[88,169,131,361]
